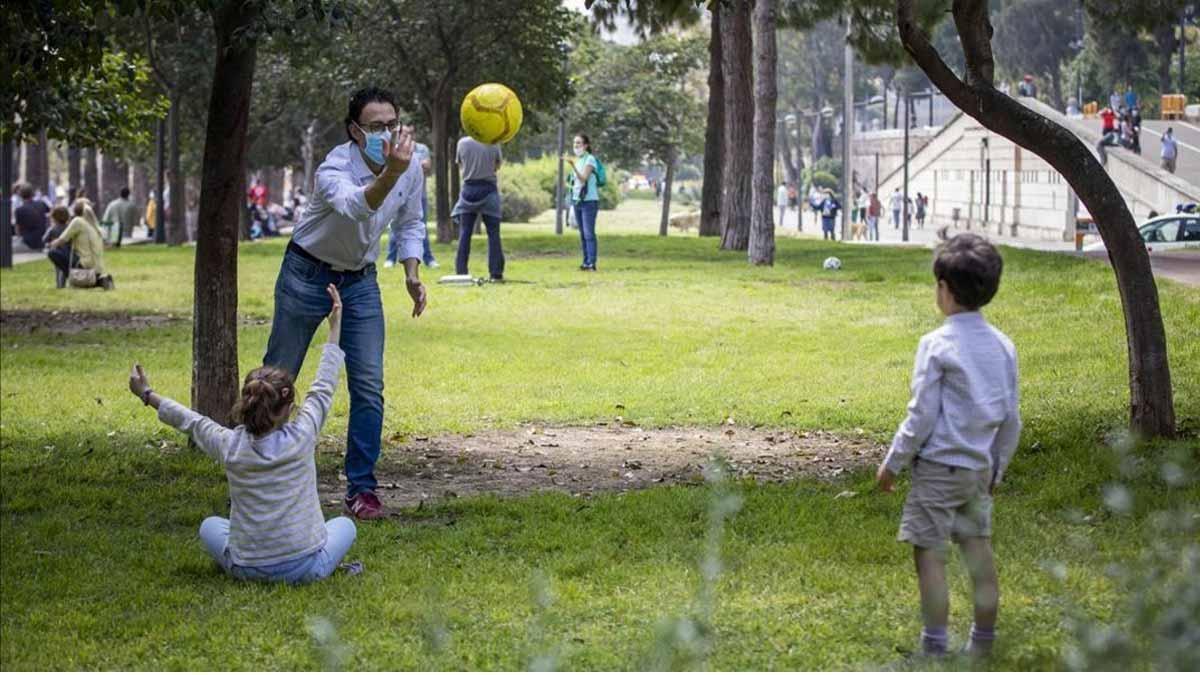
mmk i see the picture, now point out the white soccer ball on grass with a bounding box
[822,256,842,270]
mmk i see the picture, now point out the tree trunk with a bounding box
[659,150,676,236]
[24,133,47,196]
[1154,22,1176,95]
[897,0,1175,438]
[447,101,461,229]
[266,167,284,206]
[68,146,82,201]
[778,121,799,185]
[132,162,150,213]
[699,1,725,238]
[431,93,454,244]
[100,152,128,207]
[168,95,187,244]
[192,0,262,425]
[749,0,777,266]
[1048,68,1064,112]
[719,0,754,251]
[83,148,99,203]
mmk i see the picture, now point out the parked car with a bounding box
[1083,214,1200,253]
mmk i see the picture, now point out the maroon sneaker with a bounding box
[344,491,386,520]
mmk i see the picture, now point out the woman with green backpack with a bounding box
[565,133,604,271]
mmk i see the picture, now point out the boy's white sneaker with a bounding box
[383,259,395,268]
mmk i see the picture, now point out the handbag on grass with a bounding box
[67,239,97,288]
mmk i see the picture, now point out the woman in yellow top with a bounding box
[48,198,114,290]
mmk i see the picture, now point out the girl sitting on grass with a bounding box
[128,284,358,584]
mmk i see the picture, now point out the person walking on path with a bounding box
[103,187,140,246]
[866,191,882,241]
[776,182,790,230]
[1160,127,1178,174]
[889,188,904,230]
[453,136,505,280]
[565,133,601,271]
[128,285,360,584]
[263,86,426,522]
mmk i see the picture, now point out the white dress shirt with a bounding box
[884,312,1022,484]
[291,141,422,270]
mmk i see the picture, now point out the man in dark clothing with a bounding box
[14,184,48,250]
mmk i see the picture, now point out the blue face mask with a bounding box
[356,124,390,165]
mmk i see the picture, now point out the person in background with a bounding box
[819,189,840,241]
[453,135,505,280]
[916,192,927,229]
[44,206,77,288]
[14,183,48,251]
[47,198,114,290]
[1123,85,1137,112]
[857,189,870,229]
[1160,127,1179,173]
[103,187,140,246]
[565,133,601,271]
[776,182,790,229]
[144,191,157,238]
[808,183,824,231]
[385,125,436,270]
[867,191,882,241]
[890,188,904,230]
[1108,90,1122,116]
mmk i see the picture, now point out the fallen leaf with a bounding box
[834,490,857,499]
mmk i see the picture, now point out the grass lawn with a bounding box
[1,203,1198,669]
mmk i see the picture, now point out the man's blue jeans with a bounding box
[455,213,504,278]
[574,200,599,267]
[264,249,384,498]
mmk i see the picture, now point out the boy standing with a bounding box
[876,232,1021,659]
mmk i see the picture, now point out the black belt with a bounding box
[287,240,370,275]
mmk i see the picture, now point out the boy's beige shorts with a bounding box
[898,458,993,550]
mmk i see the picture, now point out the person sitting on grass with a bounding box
[875,231,1022,659]
[43,206,77,288]
[128,285,359,585]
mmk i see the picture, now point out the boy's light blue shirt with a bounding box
[883,312,1022,485]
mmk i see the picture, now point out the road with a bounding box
[1139,120,1200,183]
[1083,248,1200,287]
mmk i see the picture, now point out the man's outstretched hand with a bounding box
[406,277,427,318]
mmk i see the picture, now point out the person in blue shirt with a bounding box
[819,189,841,241]
[1123,86,1137,112]
[565,133,601,271]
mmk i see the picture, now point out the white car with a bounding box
[1083,214,1200,253]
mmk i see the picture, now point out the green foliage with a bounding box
[500,171,553,223]
[993,0,1083,107]
[804,156,843,193]
[569,33,706,176]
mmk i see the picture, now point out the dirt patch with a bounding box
[0,310,270,336]
[318,424,885,511]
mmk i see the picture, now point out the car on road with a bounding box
[1083,213,1200,253]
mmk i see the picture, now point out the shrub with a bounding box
[500,171,551,222]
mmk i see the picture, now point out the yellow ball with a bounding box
[460,83,523,145]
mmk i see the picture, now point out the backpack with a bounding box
[591,155,607,187]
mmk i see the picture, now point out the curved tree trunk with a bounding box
[192,0,262,425]
[897,0,1175,437]
[659,150,676,237]
[749,0,777,265]
[67,146,81,201]
[719,0,754,251]
[699,1,725,238]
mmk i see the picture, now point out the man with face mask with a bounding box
[263,86,424,521]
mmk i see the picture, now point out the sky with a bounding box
[561,0,642,45]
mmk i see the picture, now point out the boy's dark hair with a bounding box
[231,366,296,436]
[50,205,70,224]
[18,183,34,200]
[932,229,1003,310]
[120,187,130,199]
[344,86,398,142]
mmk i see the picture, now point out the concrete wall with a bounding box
[850,127,937,191]
[876,99,1200,243]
